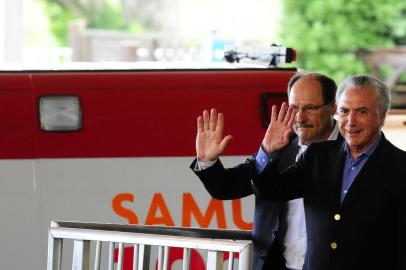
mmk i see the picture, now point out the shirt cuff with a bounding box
[195,158,218,171]
[255,146,279,173]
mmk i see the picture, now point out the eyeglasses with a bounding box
[291,103,327,115]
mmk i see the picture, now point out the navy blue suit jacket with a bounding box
[252,134,406,270]
[190,136,300,270]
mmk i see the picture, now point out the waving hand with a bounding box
[196,108,233,162]
[262,102,297,153]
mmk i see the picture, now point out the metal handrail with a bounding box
[47,221,253,270]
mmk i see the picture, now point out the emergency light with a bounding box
[224,44,296,67]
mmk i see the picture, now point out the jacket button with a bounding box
[331,242,338,250]
[334,214,341,221]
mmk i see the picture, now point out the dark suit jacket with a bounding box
[252,134,406,270]
[190,136,300,270]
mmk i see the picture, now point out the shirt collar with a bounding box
[328,120,339,141]
[344,132,382,159]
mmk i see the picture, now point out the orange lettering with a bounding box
[232,199,252,230]
[112,193,138,224]
[145,193,175,226]
[182,193,227,228]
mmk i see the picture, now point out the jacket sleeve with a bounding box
[396,159,406,269]
[397,192,406,269]
[190,157,256,200]
[251,147,310,202]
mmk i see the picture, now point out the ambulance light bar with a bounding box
[224,44,296,67]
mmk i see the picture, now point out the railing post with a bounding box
[117,243,125,270]
[72,240,90,270]
[108,242,115,270]
[133,244,139,270]
[227,252,234,270]
[157,246,164,270]
[47,230,63,270]
[206,250,224,270]
[182,248,191,270]
[163,246,169,270]
[94,241,102,270]
[238,244,253,270]
[138,244,151,270]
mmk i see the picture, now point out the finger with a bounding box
[197,116,204,133]
[283,105,294,125]
[270,105,278,123]
[287,107,298,127]
[203,110,209,130]
[277,102,288,122]
[219,135,233,152]
[209,108,217,131]
[216,112,225,135]
[265,105,278,137]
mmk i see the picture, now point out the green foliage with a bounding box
[389,8,406,44]
[40,0,145,46]
[279,0,406,83]
[43,1,77,46]
[86,1,127,30]
[86,1,145,33]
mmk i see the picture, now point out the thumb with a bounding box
[219,135,233,152]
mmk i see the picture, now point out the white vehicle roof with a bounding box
[0,61,288,71]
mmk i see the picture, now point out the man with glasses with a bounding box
[190,72,339,270]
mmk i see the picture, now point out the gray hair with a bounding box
[336,75,391,113]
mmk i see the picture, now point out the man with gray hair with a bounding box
[252,74,406,270]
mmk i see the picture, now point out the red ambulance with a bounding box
[0,58,297,269]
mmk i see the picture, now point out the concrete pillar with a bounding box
[0,0,4,61]
[69,19,87,61]
[0,0,23,62]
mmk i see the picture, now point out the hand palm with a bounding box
[262,103,296,153]
[195,109,233,162]
[197,129,224,161]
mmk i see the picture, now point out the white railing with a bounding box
[47,221,253,270]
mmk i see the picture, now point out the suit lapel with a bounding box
[339,136,387,209]
[328,141,346,210]
[278,136,300,171]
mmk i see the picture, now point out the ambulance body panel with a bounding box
[0,68,295,269]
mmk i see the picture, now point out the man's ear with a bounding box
[379,111,387,126]
[330,103,337,116]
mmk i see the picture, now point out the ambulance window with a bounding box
[39,96,82,132]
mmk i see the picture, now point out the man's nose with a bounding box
[348,111,357,126]
[296,109,307,122]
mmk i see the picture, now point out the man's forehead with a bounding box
[338,87,377,108]
[289,87,324,105]
[292,76,321,89]
[338,104,369,110]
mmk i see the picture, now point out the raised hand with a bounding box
[262,102,297,153]
[196,108,233,162]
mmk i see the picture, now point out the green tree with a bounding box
[42,1,77,46]
[41,0,145,46]
[279,0,406,82]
